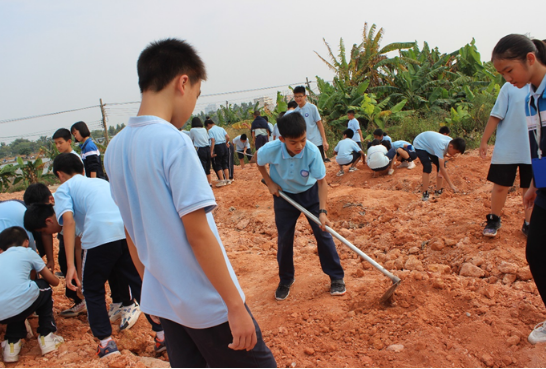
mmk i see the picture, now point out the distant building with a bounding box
[254,96,274,110]
[205,103,217,114]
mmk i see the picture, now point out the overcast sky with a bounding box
[1,0,544,143]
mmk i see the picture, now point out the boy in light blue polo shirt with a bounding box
[104,38,275,368]
[206,119,231,186]
[392,140,417,169]
[334,129,364,176]
[233,134,252,169]
[258,112,345,301]
[347,110,363,147]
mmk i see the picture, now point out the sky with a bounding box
[1,0,545,143]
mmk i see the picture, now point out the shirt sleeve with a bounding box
[313,105,321,123]
[53,186,74,226]
[490,84,509,120]
[27,247,46,272]
[208,129,214,139]
[257,144,271,166]
[334,143,340,152]
[352,141,361,152]
[309,145,326,180]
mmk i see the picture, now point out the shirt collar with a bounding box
[128,115,179,131]
[531,74,546,100]
[281,142,305,159]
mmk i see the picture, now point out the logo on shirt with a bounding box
[300,169,309,177]
[305,113,309,117]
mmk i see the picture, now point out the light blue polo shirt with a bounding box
[189,127,210,148]
[257,139,326,194]
[104,115,244,329]
[294,103,322,146]
[0,246,45,320]
[383,135,393,143]
[233,135,250,151]
[54,175,125,250]
[334,138,362,165]
[392,140,412,150]
[0,200,36,251]
[208,125,228,145]
[490,82,531,164]
[413,131,452,159]
[348,118,361,142]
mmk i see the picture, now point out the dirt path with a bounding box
[2,147,546,367]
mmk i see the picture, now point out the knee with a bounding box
[422,164,432,174]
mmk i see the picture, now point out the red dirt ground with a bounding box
[2,146,546,368]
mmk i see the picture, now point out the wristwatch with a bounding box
[318,209,328,215]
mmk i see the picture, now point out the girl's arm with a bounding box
[479,116,501,159]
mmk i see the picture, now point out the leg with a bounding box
[3,320,27,344]
[34,280,57,337]
[422,172,430,191]
[274,194,302,285]
[522,188,532,222]
[491,184,510,216]
[526,205,546,307]
[159,318,207,368]
[397,148,409,161]
[58,235,82,304]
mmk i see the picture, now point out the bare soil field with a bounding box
[2,146,546,368]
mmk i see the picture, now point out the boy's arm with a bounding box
[182,209,257,351]
[225,133,230,147]
[438,158,457,192]
[358,129,364,142]
[75,236,83,282]
[39,265,59,287]
[125,228,144,280]
[317,178,331,231]
[524,179,537,209]
[257,152,281,196]
[41,233,55,271]
[62,212,80,291]
[479,116,501,159]
[317,120,329,151]
[210,138,215,156]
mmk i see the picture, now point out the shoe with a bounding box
[336,170,344,177]
[349,167,358,172]
[54,271,65,279]
[154,336,167,354]
[330,279,346,296]
[522,221,530,237]
[275,280,295,301]
[60,301,87,317]
[25,319,34,339]
[434,188,444,198]
[324,158,331,163]
[398,161,409,168]
[2,339,23,363]
[38,333,64,355]
[97,340,120,359]
[215,180,226,188]
[407,161,416,169]
[119,303,141,330]
[226,179,233,185]
[528,321,546,344]
[422,191,430,202]
[388,169,394,175]
[483,214,501,237]
[108,302,123,322]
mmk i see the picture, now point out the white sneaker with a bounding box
[528,321,546,344]
[407,161,416,169]
[119,303,141,330]
[227,179,233,185]
[215,180,226,188]
[388,169,394,175]
[2,339,23,363]
[60,301,87,317]
[38,333,64,355]
[398,161,409,168]
[336,170,344,177]
[108,302,123,322]
[25,319,34,339]
[349,167,358,172]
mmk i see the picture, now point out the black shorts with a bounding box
[340,151,361,166]
[255,135,268,151]
[196,146,211,175]
[212,144,229,172]
[416,149,440,174]
[487,163,533,188]
[397,148,418,162]
[237,150,253,160]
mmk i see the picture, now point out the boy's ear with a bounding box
[279,136,286,143]
[22,239,29,248]
[49,195,55,205]
[175,74,190,96]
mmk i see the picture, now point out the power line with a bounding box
[0,105,100,125]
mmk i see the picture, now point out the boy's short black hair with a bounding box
[293,86,306,95]
[191,117,203,128]
[263,116,269,122]
[0,226,29,251]
[204,119,214,126]
[347,110,355,115]
[439,126,451,135]
[278,112,306,139]
[52,128,72,141]
[23,183,52,206]
[241,134,247,141]
[24,204,55,232]
[370,139,382,147]
[450,138,466,154]
[287,101,298,109]
[253,110,261,117]
[52,153,84,178]
[277,112,286,120]
[373,129,384,137]
[137,38,207,93]
[343,129,355,138]
[71,121,91,139]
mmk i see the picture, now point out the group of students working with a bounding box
[1,34,546,367]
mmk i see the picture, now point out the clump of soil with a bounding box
[2,146,546,368]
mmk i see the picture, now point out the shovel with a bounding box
[261,179,401,304]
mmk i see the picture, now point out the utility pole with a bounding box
[99,98,109,145]
[306,77,311,91]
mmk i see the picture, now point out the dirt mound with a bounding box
[2,146,546,367]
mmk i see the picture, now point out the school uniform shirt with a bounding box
[0,246,45,320]
[233,136,250,152]
[80,138,105,178]
[525,74,546,209]
[54,174,125,250]
[413,131,452,159]
[294,103,323,146]
[367,145,389,169]
[347,118,361,142]
[250,117,270,137]
[189,127,210,148]
[104,115,245,329]
[490,83,532,165]
[208,125,228,145]
[0,200,36,251]
[383,135,393,143]
[257,139,326,194]
[334,138,362,165]
[70,149,83,163]
[392,140,412,150]
[268,123,274,141]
